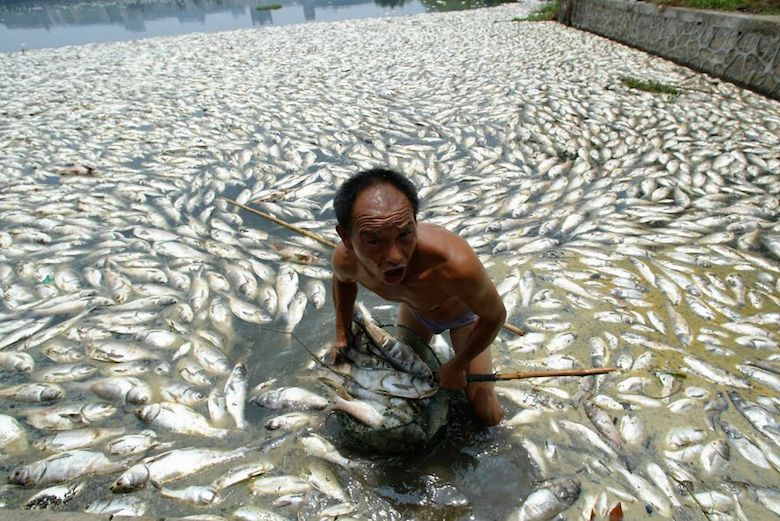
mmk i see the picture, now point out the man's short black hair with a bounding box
[334,168,419,233]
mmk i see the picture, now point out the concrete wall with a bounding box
[558,0,780,100]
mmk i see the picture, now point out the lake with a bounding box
[0,0,516,52]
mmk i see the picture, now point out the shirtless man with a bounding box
[330,168,506,426]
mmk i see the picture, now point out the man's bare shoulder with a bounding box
[417,223,484,279]
[417,223,470,247]
[331,242,358,282]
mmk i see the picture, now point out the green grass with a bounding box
[621,76,681,95]
[649,0,780,14]
[256,3,282,10]
[512,0,560,21]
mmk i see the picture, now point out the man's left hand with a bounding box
[436,358,468,389]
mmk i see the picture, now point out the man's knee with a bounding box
[467,384,504,427]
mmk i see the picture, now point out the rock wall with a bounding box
[558,0,780,100]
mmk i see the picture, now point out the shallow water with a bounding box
[0,2,779,520]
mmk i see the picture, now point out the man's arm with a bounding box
[330,244,358,362]
[437,255,506,389]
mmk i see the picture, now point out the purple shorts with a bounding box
[412,310,478,335]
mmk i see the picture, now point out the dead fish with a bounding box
[511,477,581,521]
[10,450,127,487]
[111,447,247,492]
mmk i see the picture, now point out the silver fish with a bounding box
[33,427,125,452]
[250,475,312,496]
[136,402,228,439]
[85,495,147,516]
[90,376,152,404]
[232,506,292,521]
[617,468,672,518]
[106,429,172,456]
[683,356,750,389]
[275,264,299,314]
[111,446,247,492]
[305,279,326,309]
[212,460,274,491]
[224,362,248,429]
[0,352,35,372]
[511,477,580,521]
[729,392,780,447]
[23,402,116,431]
[583,401,626,455]
[160,485,221,505]
[24,482,85,510]
[160,381,207,406]
[301,433,356,469]
[0,413,28,453]
[264,411,319,431]
[252,386,329,410]
[353,302,433,381]
[223,293,273,324]
[0,383,63,402]
[277,290,307,333]
[10,450,127,487]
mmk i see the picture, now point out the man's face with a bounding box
[340,183,417,285]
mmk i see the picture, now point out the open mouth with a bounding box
[383,267,405,284]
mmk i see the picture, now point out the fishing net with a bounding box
[335,325,453,454]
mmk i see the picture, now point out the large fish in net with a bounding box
[319,305,453,454]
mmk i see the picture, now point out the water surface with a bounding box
[0,0,516,52]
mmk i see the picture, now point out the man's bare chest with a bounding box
[356,272,458,314]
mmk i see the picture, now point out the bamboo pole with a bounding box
[501,322,525,337]
[223,196,525,337]
[222,197,338,249]
[467,367,618,382]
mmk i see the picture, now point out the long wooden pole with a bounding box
[222,197,338,249]
[467,367,618,382]
[501,322,525,336]
[223,196,525,337]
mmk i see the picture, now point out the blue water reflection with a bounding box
[0,0,515,52]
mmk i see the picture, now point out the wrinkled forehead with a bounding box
[351,184,415,233]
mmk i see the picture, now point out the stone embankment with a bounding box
[559,0,780,99]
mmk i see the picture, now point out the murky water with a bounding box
[0,0,516,52]
[0,2,779,520]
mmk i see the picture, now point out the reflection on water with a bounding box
[0,0,516,52]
